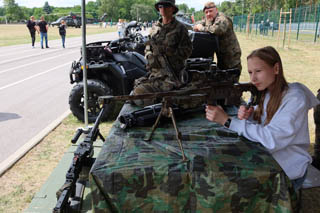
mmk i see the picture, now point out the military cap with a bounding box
[155,0,179,14]
[203,1,216,11]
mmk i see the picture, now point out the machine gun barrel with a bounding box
[99,82,260,162]
[99,82,260,107]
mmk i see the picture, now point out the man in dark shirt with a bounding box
[37,16,49,49]
[26,16,38,48]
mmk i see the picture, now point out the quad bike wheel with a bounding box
[69,79,114,123]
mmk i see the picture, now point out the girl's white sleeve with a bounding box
[229,89,312,153]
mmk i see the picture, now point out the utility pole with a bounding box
[136,7,138,21]
[241,0,244,32]
[81,0,89,128]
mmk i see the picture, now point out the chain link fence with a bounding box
[232,4,320,45]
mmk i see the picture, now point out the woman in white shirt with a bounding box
[117,19,124,38]
[206,46,320,190]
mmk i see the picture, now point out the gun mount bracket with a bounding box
[144,97,188,162]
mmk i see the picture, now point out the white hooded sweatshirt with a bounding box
[230,83,320,180]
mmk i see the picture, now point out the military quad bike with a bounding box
[69,31,219,122]
[69,37,147,123]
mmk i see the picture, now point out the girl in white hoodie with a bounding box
[205,46,320,190]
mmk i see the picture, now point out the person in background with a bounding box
[37,16,49,49]
[205,46,320,191]
[58,20,66,48]
[259,21,264,35]
[117,19,124,38]
[264,19,270,35]
[193,1,242,72]
[26,16,39,48]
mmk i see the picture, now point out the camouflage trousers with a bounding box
[131,71,206,109]
[314,89,320,168]
[131,70,177,107]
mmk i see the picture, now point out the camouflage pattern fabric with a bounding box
[132,17,192,106]
[314,89,320,166]
[197,12,242,72]
[89,104,298,212]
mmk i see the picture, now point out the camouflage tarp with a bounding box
[90,103,298,212]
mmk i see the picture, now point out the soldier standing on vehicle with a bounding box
[131,0,192,106]
[26,16,39,48]
[193,1,241,73]
[37,16,49,49]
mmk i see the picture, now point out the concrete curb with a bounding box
[0,110,71,177]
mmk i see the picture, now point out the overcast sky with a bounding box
[0,0,225,11]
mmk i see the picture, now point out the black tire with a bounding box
[69,79,114,123]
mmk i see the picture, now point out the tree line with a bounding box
[1,0,319,23]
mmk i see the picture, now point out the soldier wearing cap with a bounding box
[194,1,242,73]
[131,0,192,106]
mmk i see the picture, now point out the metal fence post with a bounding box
[314,5,320,43]
[256,16,258,35]
[277,8,282,48]
[296,7,301,40]
[283,12,287,48]
[288,9,292,48]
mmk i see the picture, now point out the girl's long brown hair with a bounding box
[247,46,288,125]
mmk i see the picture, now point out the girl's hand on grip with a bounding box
[238,105,254,120]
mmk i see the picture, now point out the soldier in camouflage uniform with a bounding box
[193,2,242,73]
[131,0,192,106]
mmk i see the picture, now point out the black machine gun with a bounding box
[53,107,106,213]
[99,66,260,108]
[118,103,204,129]
[99,71,261,161]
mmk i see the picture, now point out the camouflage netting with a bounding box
[89,103,298,212]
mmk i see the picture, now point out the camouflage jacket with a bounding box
[198,12,242,71]
[145,17,192,80]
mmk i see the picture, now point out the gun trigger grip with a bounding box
[207,99,217,106]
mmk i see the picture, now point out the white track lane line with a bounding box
[0,62,71,91]
[0,49,78,75]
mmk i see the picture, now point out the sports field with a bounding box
[0,24,116,46]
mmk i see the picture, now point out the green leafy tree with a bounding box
[86,1,99,19]
[0,7,6,16]
[178,3,189,13]
[99,0,119,21]
[3,0,24,22]
[130,3,157,21]
[33,7,44,19]
[43,1,52,14]
[118,0,135,20]
[219,1,236,16]
[20,6,34,20]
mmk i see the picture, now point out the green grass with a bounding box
[0,24,117,46]
[0,114,113,213]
